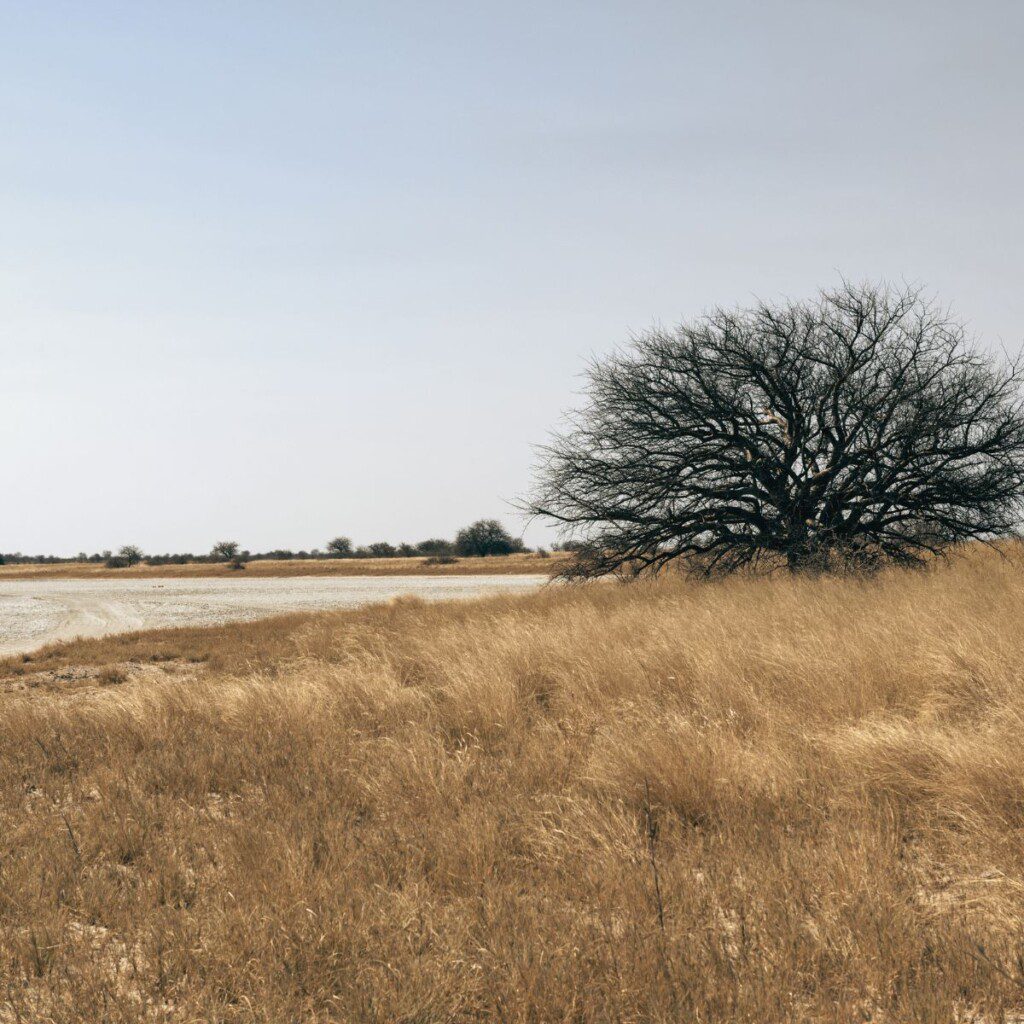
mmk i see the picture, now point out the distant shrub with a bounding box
[423,554,458,566]
[553,540,590,553]
[211,541,240,562]
[536,547,551,558]
[105,556,129,569]
[118,545,144,567]
[228,556,247,571]
[368,542,397,558]
[455,519,524,557]
[326,537,353,557]
[416,538,454,556]
[145,554,192,566]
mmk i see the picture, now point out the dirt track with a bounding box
[0,575,547,656]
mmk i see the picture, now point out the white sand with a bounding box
[0,575,548,656]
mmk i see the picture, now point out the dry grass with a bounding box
[4,547,1024,1021]
[0,553,559,581]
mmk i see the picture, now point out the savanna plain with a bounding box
[4,547,1024,1022]
[0,552,554,580]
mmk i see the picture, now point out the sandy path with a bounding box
[0,576,548,656]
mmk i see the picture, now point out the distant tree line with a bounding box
[0,519,544,569]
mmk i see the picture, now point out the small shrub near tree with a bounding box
[423,554,459,566]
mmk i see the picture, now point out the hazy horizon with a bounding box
[4,1,1024,556]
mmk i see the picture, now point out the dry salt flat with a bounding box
[0,575,548,656]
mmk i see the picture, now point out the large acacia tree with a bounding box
[529,283,1024,576]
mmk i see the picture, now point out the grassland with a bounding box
[3,547,1024,1021]
[0,552,560,580]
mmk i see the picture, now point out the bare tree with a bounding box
[529,282,1024,576]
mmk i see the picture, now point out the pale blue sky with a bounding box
[3,1,1022,554]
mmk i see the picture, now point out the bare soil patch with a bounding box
[0,575,547,656]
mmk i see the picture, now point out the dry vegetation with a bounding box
[0,552,558,581]
[4,547,1024,1021]
[0,557,561,581]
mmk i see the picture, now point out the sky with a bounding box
[2,0,1023,555]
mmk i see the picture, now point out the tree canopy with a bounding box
[530,282,1024,576]
[455,519,522,557]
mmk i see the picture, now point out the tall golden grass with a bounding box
[4,547,1024,1020]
